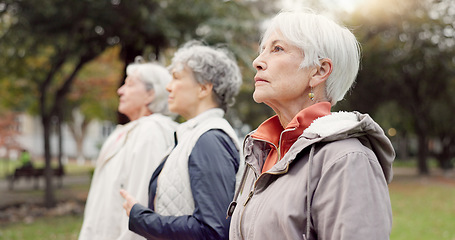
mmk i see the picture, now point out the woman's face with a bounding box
[252,31,314,111]
[167,65,201,120]
[117,73,153,121]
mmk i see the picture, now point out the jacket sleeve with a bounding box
[311,151,393,240]
[128,130,240,240]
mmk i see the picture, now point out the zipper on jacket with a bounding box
[277,127,296,162]
[237,129,296,239]
[251,127,296,170]
[243,191,254,206]
[249,128,296,179]
[238,164,256,240]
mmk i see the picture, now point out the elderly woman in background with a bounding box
[79,61,177,240]
[120,41,243,240]
[227,9,395,240]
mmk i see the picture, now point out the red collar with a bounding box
[252,102,332,146]
[253,102,332,173]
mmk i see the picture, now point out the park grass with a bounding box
[0,215,82,240]
[389,176,455,240]
[1,173,454,240]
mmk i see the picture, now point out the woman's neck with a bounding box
[128,108,153,121]
[183,98,218,120]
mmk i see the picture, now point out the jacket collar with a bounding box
[251,102,331,148]
[176,108,225,141]
[262,111,363,173]
[97,119,139,167]
[246,111,394,184]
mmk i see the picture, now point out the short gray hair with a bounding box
[261,9,361,105]
[126,60,171,114]
[168,40,242,111]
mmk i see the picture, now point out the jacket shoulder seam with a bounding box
[320,150,379,176]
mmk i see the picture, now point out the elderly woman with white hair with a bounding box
[120,41,242,240]
[227,9,395,240]
[79,61,177,240]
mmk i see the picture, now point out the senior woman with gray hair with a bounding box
[79,61,177,240]
[120,41,242,240]
[227,9,395,240]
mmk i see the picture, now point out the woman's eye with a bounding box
[272,45,283,52]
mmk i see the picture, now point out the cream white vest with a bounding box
[154,108,240,216]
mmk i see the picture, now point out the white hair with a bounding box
[126,61,172,114]
[261,9,361,105]
[168,40,242,111]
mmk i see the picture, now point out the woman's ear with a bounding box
[145,90,155,106]
[199,83,214,99]
[310,58,333,87]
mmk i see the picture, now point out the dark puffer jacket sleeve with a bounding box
[128,130,240,240]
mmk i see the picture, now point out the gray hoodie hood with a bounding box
[301,111,395,183]
[243,111,395,184]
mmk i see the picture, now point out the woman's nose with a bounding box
[252,54,266,71]
[117,85,124,95]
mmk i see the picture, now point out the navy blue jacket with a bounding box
[128,130,240,240]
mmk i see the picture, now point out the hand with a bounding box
[120,189,138,217]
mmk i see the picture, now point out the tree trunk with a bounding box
[68,110,89,165]
[42,115,56,208]
[416,131,429,175]
[78,119,89,164]
[56,114,63,169]
[37,39,98,209]
[436,136,454,171]
[397,133,409,160]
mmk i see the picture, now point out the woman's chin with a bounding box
[118,107,126,116]
[252,92,265,104]
[167,106,177,114]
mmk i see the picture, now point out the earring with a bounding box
[308,87,314,101]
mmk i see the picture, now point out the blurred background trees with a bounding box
[0,0,279,207]
[0,0,454,207]
[338,0,455,174]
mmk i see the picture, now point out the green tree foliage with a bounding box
[0,0,279,207]
[339,0,455,174]
[66,46,123,162]
[1,0,118,207]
